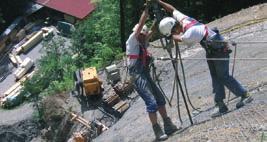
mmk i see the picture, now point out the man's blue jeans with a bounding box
[131,69,166,113]
[206,53,247,103]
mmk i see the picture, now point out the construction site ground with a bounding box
[0,3,266,142]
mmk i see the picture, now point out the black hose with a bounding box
[150,63,172,106]
[160,38,183,124]
[174,39,183,124]
[174,41,202,112]
[162,38,193,125]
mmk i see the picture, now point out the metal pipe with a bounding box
[227,44,238,104]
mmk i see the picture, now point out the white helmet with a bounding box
[159,17,177,36]
[133,24,149,34]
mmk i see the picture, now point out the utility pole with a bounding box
[119,0,126,51]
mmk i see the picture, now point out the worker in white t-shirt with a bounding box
[126,7,178,141]
[157,0,253,118]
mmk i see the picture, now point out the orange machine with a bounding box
[73,67,102,96]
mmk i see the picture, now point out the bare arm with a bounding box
[158,0,176,13]
[134,8,149,37]
[146,20,157,40]
[172,34,182,42]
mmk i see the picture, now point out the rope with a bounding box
[156,57,267,61]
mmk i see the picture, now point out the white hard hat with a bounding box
[159,17,177,36]
[133,24,149,34]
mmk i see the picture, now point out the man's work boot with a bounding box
[236,93,253,109]
[152,123,168,141]
[211,101,229,118]
[163,117,178,135]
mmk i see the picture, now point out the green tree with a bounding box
[24,37,75,96]
[71,0,122,69]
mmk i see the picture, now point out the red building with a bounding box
[35,0,95,23]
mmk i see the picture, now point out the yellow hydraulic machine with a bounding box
[72,67,103,97]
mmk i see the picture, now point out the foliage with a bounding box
[24,0,122,98]
[24,37,76,96]
[71,0,122,69]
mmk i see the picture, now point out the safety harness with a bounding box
[127,45,151,67]
[180,17,231,55]
[180,17,209,39]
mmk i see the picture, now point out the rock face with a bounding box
[94,3,267,142]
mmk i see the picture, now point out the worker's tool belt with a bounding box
[200,32,232,55]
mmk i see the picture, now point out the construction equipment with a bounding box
[73,67,103,97]
[105,64,121,85]
[42,27,54,40]
[57,21,75,36]
[102,91,130,117]
[113,81,134,98]
[70,112,108,135]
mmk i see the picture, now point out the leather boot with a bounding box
[152,123,168,141]
[211,101,228,118]
[236,93,253,109]
[163,117,178,135]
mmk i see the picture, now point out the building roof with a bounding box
[35,0,95,19]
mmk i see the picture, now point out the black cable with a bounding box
[170,77,175,104]
[150,63,172,106]
[160,38,183,124]
[174,41,202,112]
[174,39,183,124]
[163,38,193,125]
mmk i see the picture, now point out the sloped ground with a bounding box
[94,3,267,142]
[167,85,267,142]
